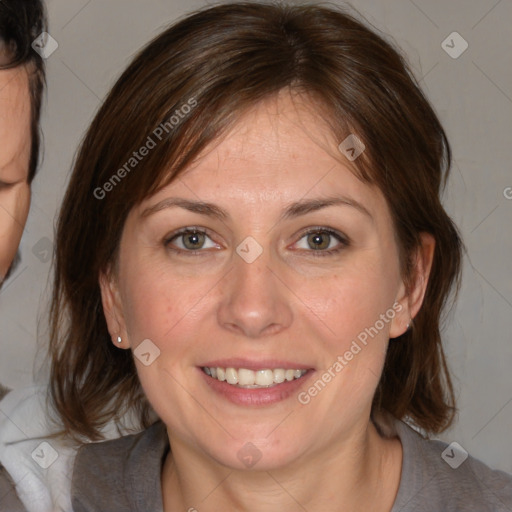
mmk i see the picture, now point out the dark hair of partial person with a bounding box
[0,0,47,183]
[47,1,464,442]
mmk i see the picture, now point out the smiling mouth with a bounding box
[202,367,310,388]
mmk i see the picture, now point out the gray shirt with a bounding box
[70,417,512,512]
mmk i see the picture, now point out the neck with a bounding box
[162,416,402,512]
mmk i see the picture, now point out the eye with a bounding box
[164,228,220,254]
[0,180,16,190]
[293,228,349,256]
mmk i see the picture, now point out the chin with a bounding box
[199,425,309,472]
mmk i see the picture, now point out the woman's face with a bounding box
[0,68,31,283]
[102,91,426,470]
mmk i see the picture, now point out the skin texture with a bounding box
[0,67,31,283]
[101,90,435,511]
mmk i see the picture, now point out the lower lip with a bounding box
[199,368,314,406]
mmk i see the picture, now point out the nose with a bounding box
[217,244,293,339]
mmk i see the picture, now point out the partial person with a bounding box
[0,1,48,511]
[0,0,45,284]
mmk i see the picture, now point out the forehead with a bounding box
[195,91,340,168]
[162,91,381,211]
[127,91,398,254]
[0,66,31,177]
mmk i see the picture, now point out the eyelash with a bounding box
[163,226,350,258]
[0,181,15,190]
[297,227,350,257]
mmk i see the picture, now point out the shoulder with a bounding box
[71,421,168,512]
[391,417,512,511]
[0,464,27,512]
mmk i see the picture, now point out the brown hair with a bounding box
[49,1,463,441]
[0,0,47,183]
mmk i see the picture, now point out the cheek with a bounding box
[0,186,30,277]
[304,254,399,347]
[120,263,220,425]
[119,259,216,352]
[293,249,401,413]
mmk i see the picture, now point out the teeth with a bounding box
[203,367,308,387]
[238,368,255,386]
[225,367,238,385]
[255,369,274,386]
[273,369,285,383]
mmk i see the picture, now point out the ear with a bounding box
[99,267,130,349]
[389,232,435,338]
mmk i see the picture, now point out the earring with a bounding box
[406,319,412,331]
[116,336,122,344]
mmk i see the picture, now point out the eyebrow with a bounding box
[141,195,373,222]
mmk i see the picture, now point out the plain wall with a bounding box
[0,0,511,473]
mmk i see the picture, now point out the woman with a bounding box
[48,2,512,511]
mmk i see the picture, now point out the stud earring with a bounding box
[116,336,122,343]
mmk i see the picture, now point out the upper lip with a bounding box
[199,359,314,371]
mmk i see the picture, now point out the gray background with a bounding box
[0,0,511,472]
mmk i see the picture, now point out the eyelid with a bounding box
[0,178,23,189]
[164,225,350,258]
[290,226,350,254]
[164,226,218,242]
[294,226,350,244]
[164,226,222,254]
